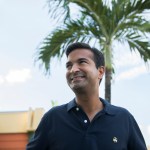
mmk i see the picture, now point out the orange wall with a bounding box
[0,133,28,150]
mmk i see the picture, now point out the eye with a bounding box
[79,60,87,64]
[66,63,72,69]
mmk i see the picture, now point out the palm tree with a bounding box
[37,0,150,103]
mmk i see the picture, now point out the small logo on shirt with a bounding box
[113,137,118,143]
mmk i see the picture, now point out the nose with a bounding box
[70,64,80,73]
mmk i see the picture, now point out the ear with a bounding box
[98,66,105,80]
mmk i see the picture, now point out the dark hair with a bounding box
[65,42,105,68]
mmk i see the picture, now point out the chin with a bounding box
[70,84,86,93]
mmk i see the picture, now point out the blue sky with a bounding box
[0,0,150,145]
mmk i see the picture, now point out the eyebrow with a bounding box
[78,58,88,61]
[66,57,88,64]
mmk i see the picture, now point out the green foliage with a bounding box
[36,0,150,73]
[51,100,58,107]
[36,0,150,101]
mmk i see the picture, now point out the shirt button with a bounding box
[76,107,79,111]
[84,120,88,123]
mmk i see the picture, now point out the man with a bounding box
[26,42,147,150]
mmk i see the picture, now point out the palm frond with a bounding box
[47,0,70,23]
[128,40,150,62]
[69,0,111,38]
[121,32,150,62]
[36,17,102,73]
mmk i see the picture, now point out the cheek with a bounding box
[90,69,100,80]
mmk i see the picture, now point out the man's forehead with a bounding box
[66,57,88,63]
[67,49,94,59]
[66,54,95,64]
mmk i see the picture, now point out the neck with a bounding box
[75,92,103,121]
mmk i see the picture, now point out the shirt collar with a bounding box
[67,98,117,116]
[100,98,116,115]
[67,98,76,112]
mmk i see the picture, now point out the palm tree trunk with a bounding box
[105,67,111,103]
[103,40,112,103]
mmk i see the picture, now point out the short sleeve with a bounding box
[127,114,147,150]
[26,113,49,150]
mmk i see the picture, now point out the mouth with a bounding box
[70,74,85,82]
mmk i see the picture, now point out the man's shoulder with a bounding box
[111,103,130,113]
[112,104,131,114]
[109,103,134,119]
[44,101,71,117]
[102,98,132,117]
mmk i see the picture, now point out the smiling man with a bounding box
[26,42,147,150]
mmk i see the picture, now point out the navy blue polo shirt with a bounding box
[26,98,147,150]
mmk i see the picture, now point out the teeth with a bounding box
[70,73,84,80]
[71,76,83,80]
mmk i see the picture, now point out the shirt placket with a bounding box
[74,106,90,129]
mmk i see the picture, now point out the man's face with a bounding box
[66,49,104,92]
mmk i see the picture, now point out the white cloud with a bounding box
[148,126,150,135]
[5,68,31,84]
[0,75,4,85]
[116,65,148,81]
